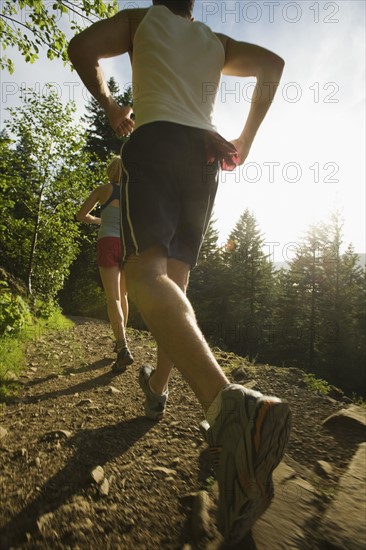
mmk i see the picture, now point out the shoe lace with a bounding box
[209,446,222,469]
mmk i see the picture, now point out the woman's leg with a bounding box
[119,268,129,328]
[99,265,126,344]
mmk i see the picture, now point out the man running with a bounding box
[68,1,291,544]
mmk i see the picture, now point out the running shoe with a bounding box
[138,365,168,420]
[202,383,291,545]
[111,346,134,373]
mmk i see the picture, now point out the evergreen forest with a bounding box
[1,83,365,398]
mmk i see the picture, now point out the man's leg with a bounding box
[121,124,291,544]
[149,257,190,395]
[125,246,228,412]
[126,244,291,544]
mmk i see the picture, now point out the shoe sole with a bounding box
[216,396,291,545]
[111,355,134,373]
[120,356,134,367]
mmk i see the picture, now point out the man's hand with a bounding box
[107,104,135,137]
[230,137,252,166]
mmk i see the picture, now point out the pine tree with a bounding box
[330,243,366,393]
[199,217,220,261]
[271,267,304,367]
[189,217,229,344]
[273,212,366,396]
[223,209,275,360]
[82,78,132,161]
[274,222,329,373]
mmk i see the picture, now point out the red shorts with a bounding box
[97,237,122,268]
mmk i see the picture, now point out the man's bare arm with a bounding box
[216,34,285,164]
[68,10,138,135]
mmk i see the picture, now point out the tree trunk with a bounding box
[26,188,43,296]
[309,247,316,371]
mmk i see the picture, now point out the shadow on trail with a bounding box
[24,357,113,391]
[25,365,120,404]
[0,416,153,549]
[66,315,108,326]
[219,533,257,549]
[64,357,114,375]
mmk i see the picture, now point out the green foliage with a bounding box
[351,395,366,409]
[0,281,31,337]
[33,297,62,320]
[303,373,330,395]
[36,306,74,331]
[0,336,25,399]
[0,306,74,400]
[61,274,107,319]
[0,0,118,73]
[0,86,102,302]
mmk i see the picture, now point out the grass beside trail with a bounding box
[0,311,74,400]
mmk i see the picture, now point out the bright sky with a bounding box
[1,0,365,262]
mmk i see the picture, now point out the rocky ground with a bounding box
[0,317,365,550]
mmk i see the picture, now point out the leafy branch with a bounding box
[0,0,118,73]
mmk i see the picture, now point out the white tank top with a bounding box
[132,5,225,132]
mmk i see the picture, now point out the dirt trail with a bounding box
[0,318,364,549]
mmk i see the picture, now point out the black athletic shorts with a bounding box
[120,121,220,268]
